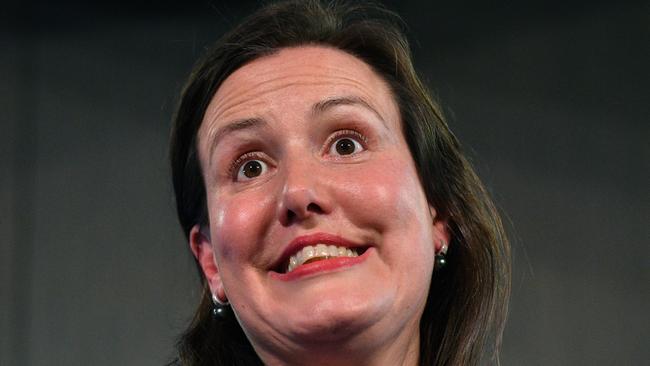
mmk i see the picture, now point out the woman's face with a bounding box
[194,46,448,363]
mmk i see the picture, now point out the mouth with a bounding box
[284,244,368,273]
[271,233,370,274]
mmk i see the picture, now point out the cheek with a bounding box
[339,155,435,298]
[208,192,275,263]
[339,156,430,232]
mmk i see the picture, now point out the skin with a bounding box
[190,46,450,366]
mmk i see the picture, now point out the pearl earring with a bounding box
[435,240,448,270]
[211,293,230,318]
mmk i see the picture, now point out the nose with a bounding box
[277,158,331,226]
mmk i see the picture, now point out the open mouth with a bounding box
[277,244,369,274]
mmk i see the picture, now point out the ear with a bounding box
[429,205,451,254]
[189,224,227,303]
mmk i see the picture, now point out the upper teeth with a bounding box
[286,244,358,273]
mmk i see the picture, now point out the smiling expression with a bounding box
[193,46,447,364]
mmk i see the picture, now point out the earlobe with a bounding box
[189,225,227,302]
[428,205,451,254]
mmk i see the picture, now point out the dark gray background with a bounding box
[1,0,648,365]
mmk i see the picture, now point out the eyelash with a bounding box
[325,129,368,154]
[227,129,369,180]
[227,151,266,179]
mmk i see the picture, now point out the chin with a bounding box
[280,286,393,342]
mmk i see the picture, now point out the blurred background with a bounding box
[1,0,647,365]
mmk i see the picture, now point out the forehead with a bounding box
[199,46,399,139]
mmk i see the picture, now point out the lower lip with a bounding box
[270,247,373,281]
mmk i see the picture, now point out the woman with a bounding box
[169,1,510,365]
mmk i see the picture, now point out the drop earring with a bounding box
[212,293,230,318]
[435,240,448,270]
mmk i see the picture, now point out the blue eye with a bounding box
[329,136,364,156]
[237,159,268,181]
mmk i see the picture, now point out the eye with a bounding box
[328,132,366,156]
[235,158,268,181]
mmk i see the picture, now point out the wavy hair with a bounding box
[169,1,510,365]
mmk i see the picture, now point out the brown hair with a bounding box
[169,1,510,365]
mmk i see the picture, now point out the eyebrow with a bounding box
[208,117,267,160]
[312,95,387,126]
[207,95,386,161]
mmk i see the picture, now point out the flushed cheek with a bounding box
[338,158,429,233]
[209,193,275,264]
[335,158,434,303]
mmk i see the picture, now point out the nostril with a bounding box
[306,202,323,214]
[281,198,325,225]
[286,209,296,222]
[283,204,322,225]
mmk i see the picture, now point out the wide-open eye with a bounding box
[328,132,365,157]
[236,159,268,181]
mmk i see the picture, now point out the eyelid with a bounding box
[325,129,368,155]
[225,128,369,180]
[228,151,268,180]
